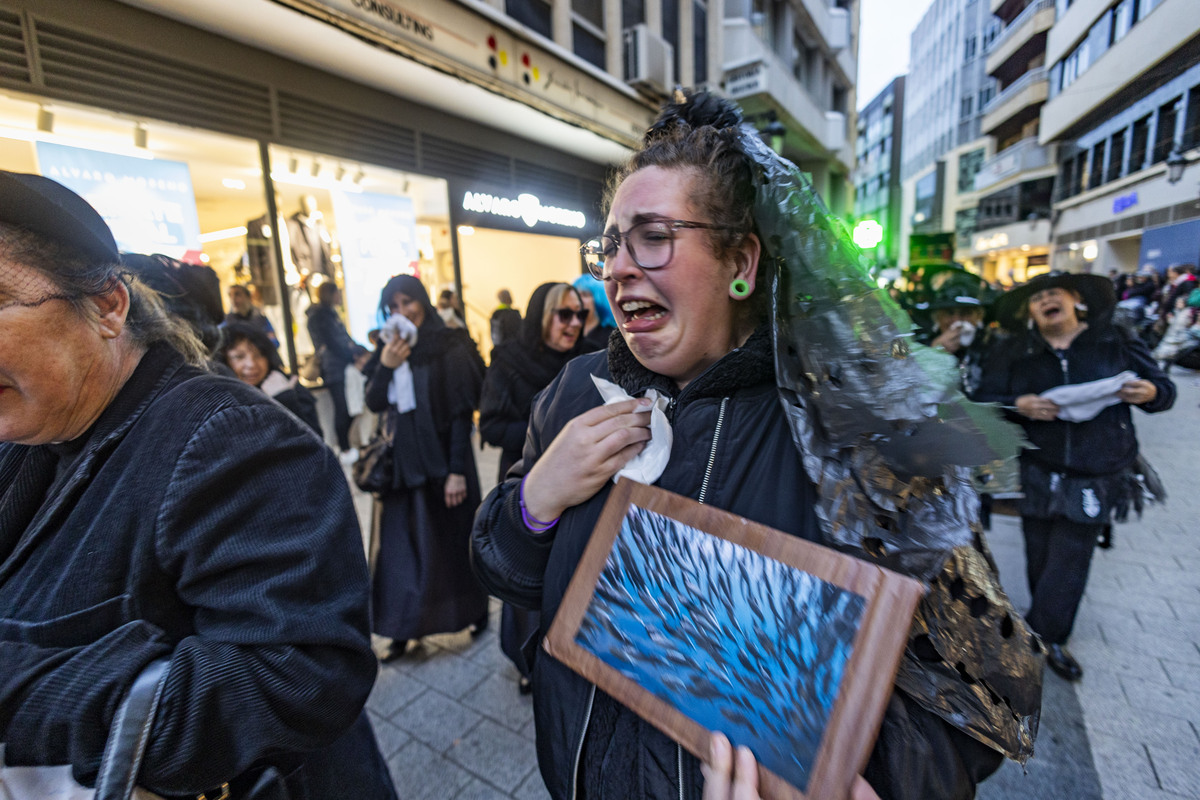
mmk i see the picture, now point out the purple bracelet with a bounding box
[519,476,559,532]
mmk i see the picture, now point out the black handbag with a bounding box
[352,419,394,494]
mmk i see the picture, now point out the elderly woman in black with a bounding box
[972,271,1175,681]
[480,281,586,691]
[364,275,489,660]
[0,172,393,796]
[216,320,324,436]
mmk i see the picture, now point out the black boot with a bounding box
[1045,643,1083,681]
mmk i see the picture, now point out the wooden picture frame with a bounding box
[543,479,925,800]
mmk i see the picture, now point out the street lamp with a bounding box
[1166,149,1190,185]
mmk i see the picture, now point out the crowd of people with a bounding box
[0,88,1187,800]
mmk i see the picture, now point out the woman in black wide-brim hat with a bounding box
[972,271,1175,681]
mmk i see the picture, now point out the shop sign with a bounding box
[726,64,765,97]
[462,190,586,230]
[1112,191,1138,214]
[973,232,1009,252]
[303,0,651,148]
[36,142,202,264]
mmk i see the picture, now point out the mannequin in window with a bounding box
[287,194,335,279]
[244,191,289,306]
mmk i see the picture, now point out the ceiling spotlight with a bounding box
[335,164,346,181]
[133,124,148,149]
[288,155,299,174]
[36,105,54,133]
[353,168,365,185]
[310,159,322,178]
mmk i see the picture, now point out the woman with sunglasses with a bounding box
[480,282,587,693]
[471,93,1014,800]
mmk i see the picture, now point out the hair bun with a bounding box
[645,89,743,143]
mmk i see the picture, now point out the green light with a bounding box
[853,219,884,250]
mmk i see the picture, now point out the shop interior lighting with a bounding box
[353,168,365,185]
[199,225,249,243]
[36,105,53,133]
[0,124,154,159]
[310,159,322,178]
[457,226,475,236]
[335,164,346,181]
[269,170,363,193]
[288,154,299,174]
[1082,242,1099,261]
[221,178,247,190]
[133,123,148,150]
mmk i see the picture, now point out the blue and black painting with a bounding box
[576,504,866,791]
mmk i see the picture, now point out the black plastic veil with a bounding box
[647,92,1042,763]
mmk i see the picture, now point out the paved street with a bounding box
[359,372,1200,800]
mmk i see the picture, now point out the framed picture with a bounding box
[543,479,925,800]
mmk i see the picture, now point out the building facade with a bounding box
[722,0,860,216]
[898,0,999,269]
[963,0,1058,284]
[1039,0,1200,275]
[853,75,904,268]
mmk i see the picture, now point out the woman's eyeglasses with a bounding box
[580,219,734,280]
[554,308,589,325]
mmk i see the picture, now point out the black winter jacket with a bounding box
[0,345,391,798]
[306,303,359,383]
[971,321,1174,476]
[471,330,1001,800]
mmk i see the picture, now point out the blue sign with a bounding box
[35,142,203,263]
[333,191,420,343]
[1112,191,1138,214]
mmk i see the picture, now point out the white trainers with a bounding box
[338,448,359,466]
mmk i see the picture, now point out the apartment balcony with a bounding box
[973,137,1057,192]
[723,18,850,165]
[985,0,1054,82]
[981,66,1048,137]
[799,0,851,52]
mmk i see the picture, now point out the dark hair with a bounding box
[214,321,285,374]
[606,119,755,264]
[229,283,251,299]
[317,280,341,305]
[0,223,208,365]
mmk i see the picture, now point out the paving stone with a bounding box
[406,649,493,700]
[1146,737,1200,797]
[455,779,512,799]
[1101,628,1200,666]
[392,689,484,753]
[1118,677,1200,724]
[460,672,535,732]
[1088,735,1158,794]
[447,718,540,793]
[386,739,477,800]
[370,664,428,717]
[372,717,413,759]
[513,769,553,800]
[1160,658,1200,691]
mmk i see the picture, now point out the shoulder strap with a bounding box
[95,658,170,800]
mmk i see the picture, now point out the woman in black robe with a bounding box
[479,282,586,690]
[364,275,489,659]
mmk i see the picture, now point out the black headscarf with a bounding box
[491,282,584,390]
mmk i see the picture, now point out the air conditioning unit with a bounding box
[624,24,674,96]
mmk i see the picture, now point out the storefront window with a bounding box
[265,144,451,361]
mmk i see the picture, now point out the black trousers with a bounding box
[1022,515,1103,645]
[327,381,352,451]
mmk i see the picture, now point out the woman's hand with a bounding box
[521,398,653,523]
[930,322,965,354]
[1117,379,1157,405]
[702,733,758,800]
[380,338,411,369]
[444,473,467,508]
[701,733,880,800]
[1016,393,1060,421]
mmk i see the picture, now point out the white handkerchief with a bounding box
[591,375,673,485]
[383,314,418,413]
[1039,370,1138,422]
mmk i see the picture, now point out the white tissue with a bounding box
[1039,370,1138,422]
[383,313,418,413]
[591,375,673,485]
